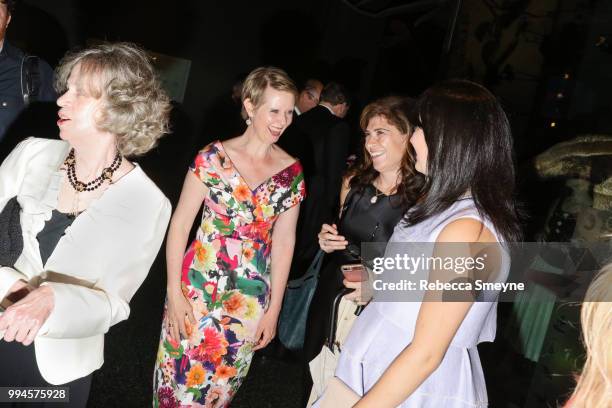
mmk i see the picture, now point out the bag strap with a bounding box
[289,186,359,287]
[302,249,325,280]
[338,186,359,221]
[322,186,367,349]
[285,249,325,288]
[325,287,353,350]
[20,55,41,105]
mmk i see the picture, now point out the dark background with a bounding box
[8,0,612,162]
[3,0,612,407]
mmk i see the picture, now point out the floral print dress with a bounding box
[153,141,306,408]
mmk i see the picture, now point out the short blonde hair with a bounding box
[568,263,612,407]
[241,66,298,108]
[55,42,171,157]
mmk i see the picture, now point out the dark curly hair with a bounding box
[346,96,424,209]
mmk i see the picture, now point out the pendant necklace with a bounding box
[370,191,383,204]
[370,185,395,204]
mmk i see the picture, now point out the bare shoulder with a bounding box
[342,175,354,190]
[437,218,497,243]
[337,175,354,209]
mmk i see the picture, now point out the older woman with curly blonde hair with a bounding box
[0,42,171,407]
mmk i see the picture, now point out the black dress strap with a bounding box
[338,185,359,223]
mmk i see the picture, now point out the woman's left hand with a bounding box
[0,286,54,346]
[252,308,279,351]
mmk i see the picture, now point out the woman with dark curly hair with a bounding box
[0,42,171,407]
[303,96,424,402]
[317,80,521,408]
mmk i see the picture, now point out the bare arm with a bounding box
[252,203,300,350]
[269,203,300,313]
[165,171,208,341]
[355,219,497,407]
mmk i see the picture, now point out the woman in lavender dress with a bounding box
[322,80,522,407]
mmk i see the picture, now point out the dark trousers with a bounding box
[0,340,92,408]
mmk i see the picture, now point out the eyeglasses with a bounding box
[306,90,320,104]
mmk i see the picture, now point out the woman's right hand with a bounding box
[165,288,196,341]
[318,223,348,253]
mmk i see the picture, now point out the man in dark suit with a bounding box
[279,82,351,280]
[294,78,323,117]
[0,0,56,150]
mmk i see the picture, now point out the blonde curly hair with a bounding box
[55,42,171,157]
[567,263,612,407]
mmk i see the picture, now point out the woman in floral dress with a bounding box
[153,67,305,407]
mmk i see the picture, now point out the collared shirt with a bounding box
[319,103,335,116]
[294,106,302,116]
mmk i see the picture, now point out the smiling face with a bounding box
[56,63,105,143]
[244,86,295,143]
[410,127,428,175]
[365,115,409,175]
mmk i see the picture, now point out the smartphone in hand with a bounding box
[341,264,367,282]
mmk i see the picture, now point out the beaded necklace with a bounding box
[64,148,122,192]
[63,148,122,215]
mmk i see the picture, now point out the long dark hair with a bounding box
[348,96,424,209]
[405,80,521,242]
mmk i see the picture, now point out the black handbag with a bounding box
[277,188,360,350]
[0,196,24,267]
[277,249,325,350]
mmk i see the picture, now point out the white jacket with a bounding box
[0,137,171,385]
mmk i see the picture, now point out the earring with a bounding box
[246,117,252,126]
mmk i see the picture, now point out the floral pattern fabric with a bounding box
[153,141,306,408]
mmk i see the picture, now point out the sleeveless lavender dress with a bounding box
[323,198,509,407]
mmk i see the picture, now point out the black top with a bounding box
[335,184,405,265]
[37,210,75,265]
[303,184,406,362]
